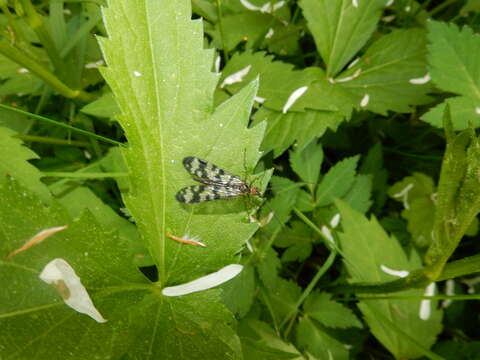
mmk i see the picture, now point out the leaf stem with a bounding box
[0,40,95,102]
[15,134,90,147]
[281,249,337,337]
[215,0,229,62]
[0,104,124,146]
[42,172,128,178]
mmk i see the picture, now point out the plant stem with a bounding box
[281,249,337,337]
[215,0,229,62]
[0,40,95,102]
[0,104,123,146]
[15,134,90,147]
[42,172,128,178]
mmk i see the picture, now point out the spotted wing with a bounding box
[182,156,244,187]
[176,185,244,203]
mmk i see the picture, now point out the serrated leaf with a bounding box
[0,179,242,359]
[99,0,267,285]
[424,21,480,130]
[296,317,349,360]
[316,155,359,207]
[218,52,326,113]
[254,107,345,158]
[304,292,362,329]
[342,174,372,213]
[222,265,256,317]
[281,243,312,262]
[334,29,433,114]
[239,319,304,360]
[299,0,385,77]
[335,200,443,359]
[289,140,323,187]
[0,126,50,202]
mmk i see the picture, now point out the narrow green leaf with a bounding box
[299,0,385,77]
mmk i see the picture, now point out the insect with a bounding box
[176,156,260,203]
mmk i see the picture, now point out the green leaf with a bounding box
[80,91,119,119]
[289,140,323,187]
[342,174,372,213]
[254,107,345,157]
[423,21,480,129]
[299,0,385,77]
[99,0,267,285]
[239,319,304,360]
[388,172,435,207]
[0,126,50,202]
[316,155,359,207]
[403,197,436,248]
[218,52,326,113]
[303,292,362,329]
[360,143,387,211]
[0,178,243,359]
[222,265,256,317]
[333,29,433,114]
[335,200,443,359]
[296,317,349,360]
[426,121,480,278]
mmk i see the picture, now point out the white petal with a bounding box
[393,183,414,210]
[265,28,275,39]
[240,0,261,11]
[282,86,308,113]
[321,225,335,246]
[254,96,266,103]
[39,258,107,323]
[419,283,436,320]
[475,107,480,115]
[380,264,409,278]
[360,94,370,107]
[442,279,455,308]
[214,55,221,73]
[220,65,252,88]
[352,0,359,8]
[386,0,394,6]
[162,264,243,296]
[273,1,286,11]
[409,73,431,84]
[330,214,341,228]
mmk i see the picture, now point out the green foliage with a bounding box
[336,200,443,359]
[2,0,480,359]
[422,21,480,130]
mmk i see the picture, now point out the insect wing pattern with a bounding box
[176,157,255,203]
